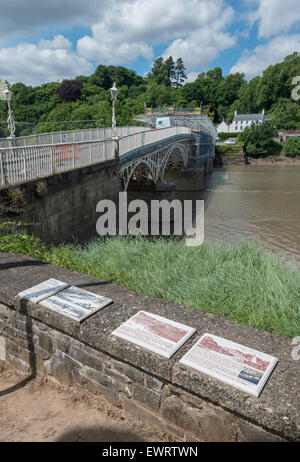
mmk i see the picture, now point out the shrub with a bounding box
[6,187,25,212]
[283,137,300,157]
[217,132,238,141]
[35,180,48,198]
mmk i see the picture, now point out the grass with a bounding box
[0,230,299,338]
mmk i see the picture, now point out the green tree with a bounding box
[174,58,187,88]
[237,76,261,113]
[271,98,300,130]
[239,121,279,156]
[144,82,175,107]
[283,137,300,157]
[41,103,73,132]
[165,56,176,86]
[206,67,223,81]
[216,73,245,109]
[90,65,111,89]
[147,57,169,86]
[256,53,300,110]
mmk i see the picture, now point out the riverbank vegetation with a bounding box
[215,144,242,155]
[283,137,300,157]
[0,229,299,339]
[0,53,299,137]
[238,121,282,156]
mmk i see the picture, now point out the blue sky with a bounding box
[0,0,299,86]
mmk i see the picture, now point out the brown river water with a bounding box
[176,165,300,268]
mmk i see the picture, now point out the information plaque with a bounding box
[17,279,69,303]
[39,285,112,322]
[111,311,196,359]
[179,333,278,397]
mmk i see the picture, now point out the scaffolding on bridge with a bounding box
[134,107,216,138]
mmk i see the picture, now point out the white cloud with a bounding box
[186,72,200,83]
[0,0,108,40]
[38,35,72,50]
[230,34,300,79]
[163,29,235,70]
[77,0,235,69]
[0,0,238,85]
[250,0,300,38]
[0,38,92,86]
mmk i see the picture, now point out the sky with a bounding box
[0,0,299,86]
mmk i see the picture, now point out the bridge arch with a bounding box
[120,141,190,191]
[159,143,189,180]
[121,159,157,191]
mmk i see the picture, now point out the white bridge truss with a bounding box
[120,140,190,191]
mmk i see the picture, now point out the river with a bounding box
[176,165,300,268]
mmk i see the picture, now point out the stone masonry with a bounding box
[0,252,299,442]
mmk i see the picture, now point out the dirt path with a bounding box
[0,365,173,442]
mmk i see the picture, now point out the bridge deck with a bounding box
[0,126,214,189]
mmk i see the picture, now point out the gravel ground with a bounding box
[0,365,174,442]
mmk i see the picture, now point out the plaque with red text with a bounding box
[111,311,196,359]
[179,333,278,397]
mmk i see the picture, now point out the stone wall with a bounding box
[0,252,298,442]
[0,304,286,442]
[0,159,119,244]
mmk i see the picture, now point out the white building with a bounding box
[217,110,265,134]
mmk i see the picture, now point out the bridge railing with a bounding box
[0,127,193,189]
[0,126,148,148]
[118,126,192,157]
[0,139,116,188]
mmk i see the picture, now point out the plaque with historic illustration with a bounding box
[111,310,196,359]
[17,278,69,304]
[179,333,278,397]
[39,285,112,322]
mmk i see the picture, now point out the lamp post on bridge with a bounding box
[110,81,119,159]
[1,85,16,147]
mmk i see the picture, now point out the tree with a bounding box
[90,65,111,89]
[271,98,299,130]
[284,137,300,157]
[206,67,223,81]
[56,80,82,102]
[41,103,73,132]
[239,121,279,156]
[146,56,187,87]
[165,56,176,86]
[144,82,175,107]
[237,76,260,113]
[107,66,144,89]
[255,53,300,111]
[216,73,245,109]
[174,58,187,88]
[147,57,169,86]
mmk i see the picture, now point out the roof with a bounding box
[233,114,264,122]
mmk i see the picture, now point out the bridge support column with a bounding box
[206,158,214,173]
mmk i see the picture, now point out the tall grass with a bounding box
[1,231,299,338]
